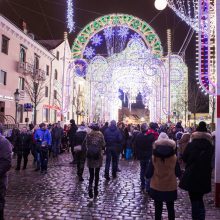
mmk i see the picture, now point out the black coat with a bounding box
[179,132,214,194]
[74,130,87,152]
[135,132,155,160]
[104,125,122,148]
[68,124,78,146]
[15,133,32,153]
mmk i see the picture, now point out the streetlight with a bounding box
[14,89,20,124]
[154,0,168,11]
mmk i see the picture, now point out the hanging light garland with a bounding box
[66,0,75,33]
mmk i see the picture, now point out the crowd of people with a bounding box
[0,119,215,220]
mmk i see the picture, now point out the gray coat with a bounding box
[0,135,12,189]
[86,131,105,168]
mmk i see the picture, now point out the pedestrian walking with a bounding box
[15,127,31,170]
[147,132,181,220]
[74,123,87,181]
[51,123,63,157]
[179,121,214,220]
[104,120,122,180]
[0,124,12,220]
[34,123,52,174]
[86,123,105,198]
[135,123,155,191]
[68,119,78,164]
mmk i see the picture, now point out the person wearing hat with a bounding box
[104,120,122,180]
[135,123,155,191]
[34,123,52,173]
[179,121,214,220]
[147,132,181,220]
[86,123,105,198]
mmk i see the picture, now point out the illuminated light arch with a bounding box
[71,14,163,58]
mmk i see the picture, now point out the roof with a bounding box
[37,39,63,50]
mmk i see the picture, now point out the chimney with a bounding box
[64,32,68,40]
[22,20,28,34]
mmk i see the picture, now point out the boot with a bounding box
[88,185,93,198]
[94,186,98,198]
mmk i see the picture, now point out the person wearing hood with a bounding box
[34,123,52,174]
[73,122,87,181]
[146,132,181,220]
[104,120,122,180]
[179,121,214,220]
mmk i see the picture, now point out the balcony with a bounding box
[18,61,46,80]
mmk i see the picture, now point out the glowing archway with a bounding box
[72,14,163,58]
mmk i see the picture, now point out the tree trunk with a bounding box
[193,112,196,126]
[34,104,37,125]
[212,97,215,124]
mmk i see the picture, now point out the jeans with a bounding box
[189,192,205,220]
[16,152,29,169]
[89,168,100,189]
[154,200,175,220]
[140,159,150,191]
[76,152,86,177]
[40,149,48,171]
[52,139,61,157]
[105,147,117,176]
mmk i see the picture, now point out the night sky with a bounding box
[0,0,208,112]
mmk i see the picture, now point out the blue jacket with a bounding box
[104,125,122,148]
[34,128,52,146]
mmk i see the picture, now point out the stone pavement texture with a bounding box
[4,153,220,220]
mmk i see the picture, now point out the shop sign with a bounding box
[43,104,61,111]
[0,94,14,101]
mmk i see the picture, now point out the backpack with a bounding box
[87,144,100,160]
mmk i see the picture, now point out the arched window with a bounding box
[20,47,26,63]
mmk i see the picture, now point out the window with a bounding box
[54,90,57,99]
[45,86,49,97]
[67,112,70,120]
[34,54,39,70]
[43,108,49,122]
[0,70,7,85]
[46,65,49,76]
[20,45,26,63]
[56,51,59,60]
[53,110,57,122]
[54,69,58,80]
[18,77,25,90]
[1,35,9,54]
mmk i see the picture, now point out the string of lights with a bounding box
[66,0,75,33]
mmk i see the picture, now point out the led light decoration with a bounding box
[71,14,188,122]
[72,14,163,59]
[74,59,88,77]
[66,0,75,33]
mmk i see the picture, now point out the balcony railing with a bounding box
[18,61,46,80]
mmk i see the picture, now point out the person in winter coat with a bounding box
[179,121,214,220]
[15,127,32,170]
[34,123,52,174]
[100,122,109,135]
[104,120,122,180]
[147,132,181,220]
[146,122,159,141]
[51,123,64,157]
[135,123,155,191]
[74,123,87,181]
[68,119,78,164]
[177,133,190,162]
[0,124,12,220]
[86,123,105,198]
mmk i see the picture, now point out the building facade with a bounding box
[0,14,79,125]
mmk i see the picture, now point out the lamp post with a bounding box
[14,89,20,124]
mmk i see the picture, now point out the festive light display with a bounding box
[72,14,163,59]
[66,0,75,33]
[71,14,188,122]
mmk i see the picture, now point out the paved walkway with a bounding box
[4,153,220,219]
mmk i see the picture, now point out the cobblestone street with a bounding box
[4,153,220,220]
